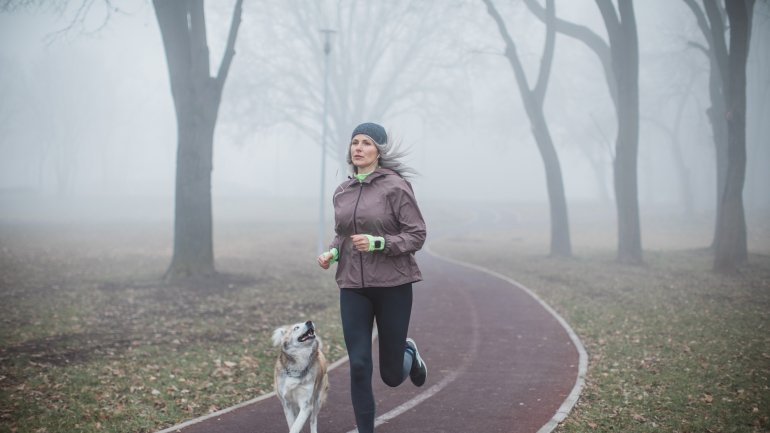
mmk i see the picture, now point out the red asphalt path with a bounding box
[157,248,585,433]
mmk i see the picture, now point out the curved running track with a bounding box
[157,225,586,433]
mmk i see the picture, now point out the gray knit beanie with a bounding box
[351,122,387,145]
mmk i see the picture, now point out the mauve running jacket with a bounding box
[330,167,426,289]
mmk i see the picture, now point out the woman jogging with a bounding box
[317,122,428,433]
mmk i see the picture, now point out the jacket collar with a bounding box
[347,167,395,185]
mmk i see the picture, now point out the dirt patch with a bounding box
[0,332,133,368]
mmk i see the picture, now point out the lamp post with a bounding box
[318,28,335,255]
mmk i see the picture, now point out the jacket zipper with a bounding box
[352,182,365,288]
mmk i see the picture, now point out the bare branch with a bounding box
[532,0,555,105]
[215,0,244,91]
[704,0,729,84]
[682,0,714,51]
[481,0,531,93]
[523,0,616,109]
[686,39,710,57]
[595,0,621,40]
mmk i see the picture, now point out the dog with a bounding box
[272,320,329,433]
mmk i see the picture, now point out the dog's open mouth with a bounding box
[298,328,316,342]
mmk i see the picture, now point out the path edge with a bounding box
[424,245,588,433]
[153,347,358,433]
[154,243,588,433]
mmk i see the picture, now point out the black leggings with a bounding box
[340,283,414,433]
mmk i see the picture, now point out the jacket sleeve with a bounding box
[329,232,344,255]
[383,182,426,256]
[329,186,345,255]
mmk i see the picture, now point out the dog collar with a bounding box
[282,350,318,379]
[283,365,311,379]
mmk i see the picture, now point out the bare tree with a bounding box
[745,1,770,209]
[1,0,130,42]
[710,0,755,272]
[580,116,614,207]
[153,0,244,280]
[682,0,755,272]
[2,51,88,195]
[2,0,246,281]
[596,1,643,264]
[523,0,642,264]
[481,0,571,257]
[226,0,469,173]
[682,0,730,247]
[641,67,702,220]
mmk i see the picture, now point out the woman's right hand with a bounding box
[317,252,332,270]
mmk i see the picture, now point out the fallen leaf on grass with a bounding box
[701,393,713,403]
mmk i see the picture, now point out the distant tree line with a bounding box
[0,0,764,278]
[481,0,758,273]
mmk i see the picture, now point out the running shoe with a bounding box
[405,338,427,387]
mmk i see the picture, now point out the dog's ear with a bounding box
[272,326,287,346]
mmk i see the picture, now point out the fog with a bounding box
[0,0,768,228]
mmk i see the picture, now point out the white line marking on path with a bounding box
[154,334,376,433]
[426,244,588,433]
[156,222,586,433]
[345,265,482,433]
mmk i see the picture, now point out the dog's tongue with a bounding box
[299,328,315,342]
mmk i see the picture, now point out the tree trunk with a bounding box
[670,135,696,220]
[597,0,643,264]
[713,0,753,273]
[534,119,573,257]
[524,0,641,263]
[483,0,572,257]
[153,0,243,280]
[703,0,730,249]
[682,0,730,248]
[708,52,729,247]
[745,2,770,210]
[670,81,697,219]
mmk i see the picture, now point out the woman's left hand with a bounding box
[317,252,333,269]
[351,234,371,252]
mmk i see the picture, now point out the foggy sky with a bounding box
[0,0,768,223]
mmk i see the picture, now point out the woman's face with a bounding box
[350,134,379,172]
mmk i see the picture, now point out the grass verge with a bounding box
[0,222,344,433]
[433,231,770,433]
[2,204,768,433]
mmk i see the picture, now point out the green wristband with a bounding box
[364,235,385,252]
[329,248,339,263]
